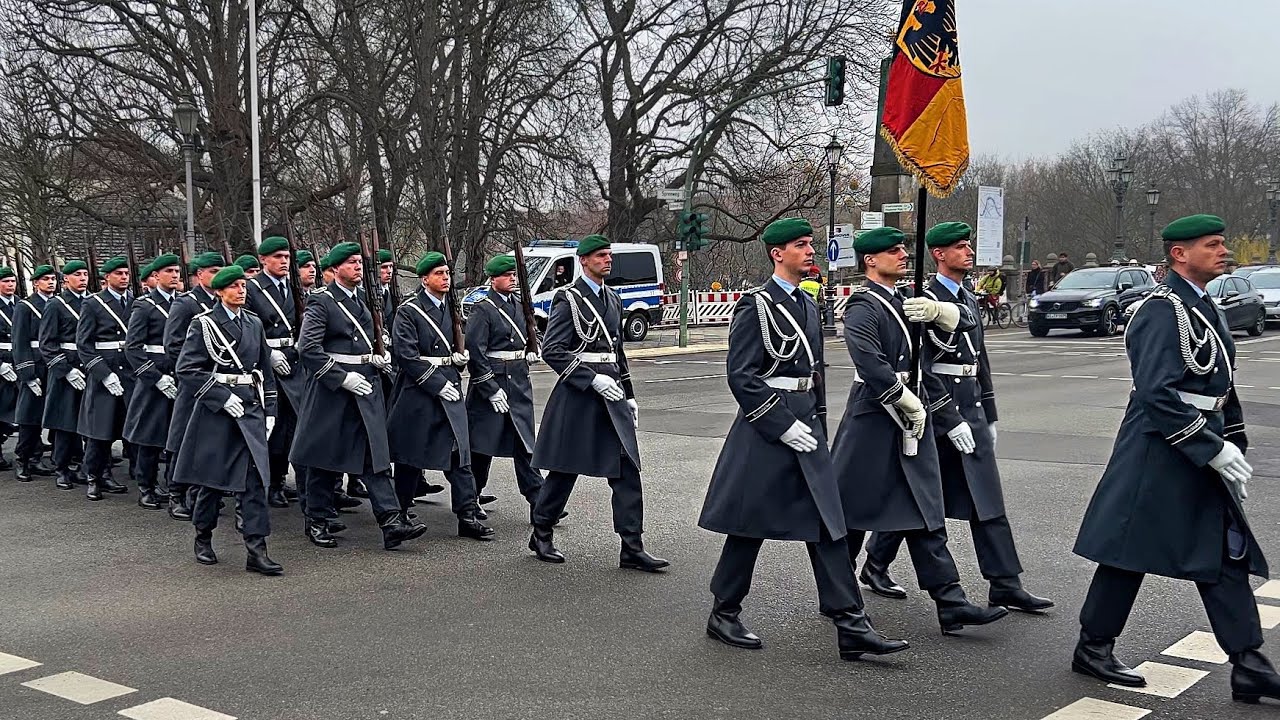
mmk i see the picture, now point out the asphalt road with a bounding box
[4,326,1280,719]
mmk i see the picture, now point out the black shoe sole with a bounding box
[841,642,910,661]
[706,626,763,650]
[620,561,670,573]
[1071,659,1146,687]
[247,565,284,576]
[56,484,73,491]
[459,531,496,541]
[528,538,565,563]
[989,600,1055,614]
[195,556,218,566]
[859,573,908,599]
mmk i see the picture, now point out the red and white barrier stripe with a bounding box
[660,287,858,326]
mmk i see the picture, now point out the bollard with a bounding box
[1083,252,1099,268]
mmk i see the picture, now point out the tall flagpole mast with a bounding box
[249,0,263,243]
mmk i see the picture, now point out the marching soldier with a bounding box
[0,267,20,472]
[123,255,180,509]
[173,264,282,575]
[1072,215,1280,702]
[163,251,225,519]
[861,223,1053,613]
[235,254,261,279]
[528,235,667,572]
[376,248,397,330]
[465,254,545,516]
[698,218,907,660]
[830,227,1008,634]
[289,242,426,550]
[40,260,90,492]
[76,256,135,501]
[387,251,493,540]
[319,255,336,287]
[296,250,317,293]
[13,264,56,482]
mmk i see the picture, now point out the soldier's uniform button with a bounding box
[954,378,960,384]
[975,402,981,408]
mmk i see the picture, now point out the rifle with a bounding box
[125,234,143,298]
[176,236,192,291]
[12,236,27,297]
[356,228,385,355]
[436,204,465,351]
[282,207,306,336]
[512,238,539,354]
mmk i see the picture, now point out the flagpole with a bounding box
[248,0,263,244]
[908,186,928,391]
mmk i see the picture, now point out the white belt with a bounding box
[144,344,165,354]
[577,352,617,363]
[764,376,814,392]
[330,352,373,365]
[94,341,125,351]
[933,363,978,378]
[59,343,77,350]
[0,342,11,351]
[29,341,39,349]
[265,337,294,348]
[487,350,524,361]
[1178,390,1226,412]
[214,373,255,386]
[417,356,452,367]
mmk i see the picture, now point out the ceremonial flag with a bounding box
[880,0,969,197]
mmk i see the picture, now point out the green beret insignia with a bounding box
[761,218,814,246]
[416,251,447,276]
[925,222,972,248]
[576,234,610,256]
[484,254,516,277]
[1162,214,1226,242]
[210,264,246,290]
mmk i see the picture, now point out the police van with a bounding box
[462,241,665,341]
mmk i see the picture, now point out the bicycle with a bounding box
[981,295,1011,329]
[1009,296,1030,328]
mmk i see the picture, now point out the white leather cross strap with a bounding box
[20,299,43,320]
[773,301,815,369]
[485,297,527,345]
[91,294,128,333]
[576,352,617,363]
[331,293,374,351]
[764,376,813,392]
[933,363,977,377]
[568,287,616,347]
[402,299,452,350]
[253,276,294,334]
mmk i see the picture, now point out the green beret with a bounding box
[318,254,331,271]
[295,250,315,267]
[210,264,246,290]
[189,252,225,272]
[325,242,361,268]
[61,260,87,275]
[234,254,260,271]
[925,222,972,248]
[1162,214,1226,242]
[32,264,54,280]
[576,234,610,256]
[761,218,814,246]
[377,249,394,264]
[853,226,907,255]
[100,256,128,275]
[151,253,181,273]
[0,267,14,281]
[485,254,516,277]
[257,236,289,256]
[138,259,156,278]
[416,251,447,276]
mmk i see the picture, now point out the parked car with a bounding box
[1028,266,1155,337]
[1205,274,1266,336]
[1232,264,1278,279]
[1250,269,1280,323]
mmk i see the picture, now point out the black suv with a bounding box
[1028,266,1155,337]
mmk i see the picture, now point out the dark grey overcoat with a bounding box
[39,291,85,433]
[13,293,49,427]
[76,289,134,441]
[123,289,176,448]
[387,291,470,470]
[465,292,536,457]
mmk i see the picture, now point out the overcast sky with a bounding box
[955,0,1280,160]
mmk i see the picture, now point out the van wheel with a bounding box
[624,311,650,342]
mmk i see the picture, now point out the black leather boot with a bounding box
[988,580,1055,613]
[325,519,347,534]
[1072,633,1146,687]
[267,486,289,508]
[55,471,74,491]
[194,530,218,565]
[478,493,497,505]
[706,599,762,650]
[168,494,193,520]
[932,583,1008,633]
[152,484,170,500]
[348,478,369,498]
[15,460,34,482]
[244,537,283,576]
[33,457,55,476]
[619,534,669,573]
[380,512,427,550]
[474,507,489,520]
[859,563,908,600]
[528,525,564,563]
[99,475,128,494]
[306,519,338,548]
[458,513,495,541]
[1231,649,1280,704]
[334,491,362,511]
[281,484,298,501]
[137,489,162,510]
[416,477,444,496]
[85,478,103,501]
[833,610,909,661]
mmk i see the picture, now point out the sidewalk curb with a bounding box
[628,343,730,358]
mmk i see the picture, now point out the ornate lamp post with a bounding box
[1145,182,1160,263]
[1104,154,1135,263]
[823,135,844,337]
[1267,178,1279,264]
[172,100,200,259]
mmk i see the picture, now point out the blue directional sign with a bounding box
[827,239,840,263]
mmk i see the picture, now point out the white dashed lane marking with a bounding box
[1108,661,1208,698]
[22,671,137,704]
[1161,631,1228,664]
[0,651,41,675]
[119,697,237,720]
[1039,697,1151,719]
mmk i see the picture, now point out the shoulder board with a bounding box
[745,286,770,297]
[193,308,215,320]
[1149,285,1172,299]
[851,286,870,294]
[242,308,259,318]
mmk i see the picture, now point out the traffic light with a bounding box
[824,55,846,107]
[678,211,710,251]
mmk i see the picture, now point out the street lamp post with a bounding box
[172,100,199,259]
[1145,182,1160,263]
[1104,155,1135,263]
[1267,178,1279,265]
[823,135,843,338]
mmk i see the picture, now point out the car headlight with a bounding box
[1083,298,1104,308]
[1028,298,1039,308]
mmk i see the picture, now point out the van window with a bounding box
[606,251,658,287]
[539,257,575,294]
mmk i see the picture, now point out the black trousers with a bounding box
[50,429,82,472]
[306,454,400,523]
[84,437,132,481]
[131,444,163,491]
[472,448,544,504]
[711,533,862,616]
[15,423,42,462]
[1080,559,1263,655]
[393,450,478,517]
[531,456,643,536]
[192,480,270,540]
[267,393,298,491]
[848,527,962,591]
[867,514,1024,589]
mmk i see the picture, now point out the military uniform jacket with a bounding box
[76,289,134,441]
[699,279,844,542]
[531,278,640,477]
[289,282,391,475]
[918,277,1004,522]
[39,290,86,433]
[1074,271,1267,582]
[13,293,49,426]
[387,291,470,470]
[464,292,536,457]
[123,289,176,448]
[245,273,305,407]
[164,286,219,453]
[171,307,276,492]
[0,297,18,424]
[830,281,967,532]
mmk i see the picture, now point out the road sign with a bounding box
[976,185,1005,267]
[861,211,884,230]
[882,202,914,213]
[658,188,687,201]
[666,201,684,211]
[827,239,840,263]
[830,225,856,269]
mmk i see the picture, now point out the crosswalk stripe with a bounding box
[21,671,137,704]
[1161,630,1228,664]
[0,651,41,675]
[1254,579,1280,599]
[1108,661,1208,698]
[1258,603,1280,630]
[1038,697,1150,719]
[119,697,237,720]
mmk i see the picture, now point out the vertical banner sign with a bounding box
[976,185,1005,267]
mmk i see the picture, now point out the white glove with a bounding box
[27,379,42,397]
[156,374,178,400]
[0,363,16,382]
[223,394,245,418]
[103,372,124,397]
[340,371,374,396]
[780,419,819,453]
[903,296,962,332]
[266,415,276,438]
[892,387,927,440]
[590,373,625,402]
[371,352,393,373]
[525,352,542,365]
[989,421,998,447]
[1209,441,1253,487]
[270,349,291,376]
[451,351,469,367]
[947,421,976,454]
[438,381,461,402]
[490,388,510,413]
[627,398,639,428]
[66,367,86,390]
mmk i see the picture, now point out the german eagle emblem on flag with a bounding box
[880,0,970,197]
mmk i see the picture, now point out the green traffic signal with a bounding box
[825,55,846,107]
[676,210,710,251]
